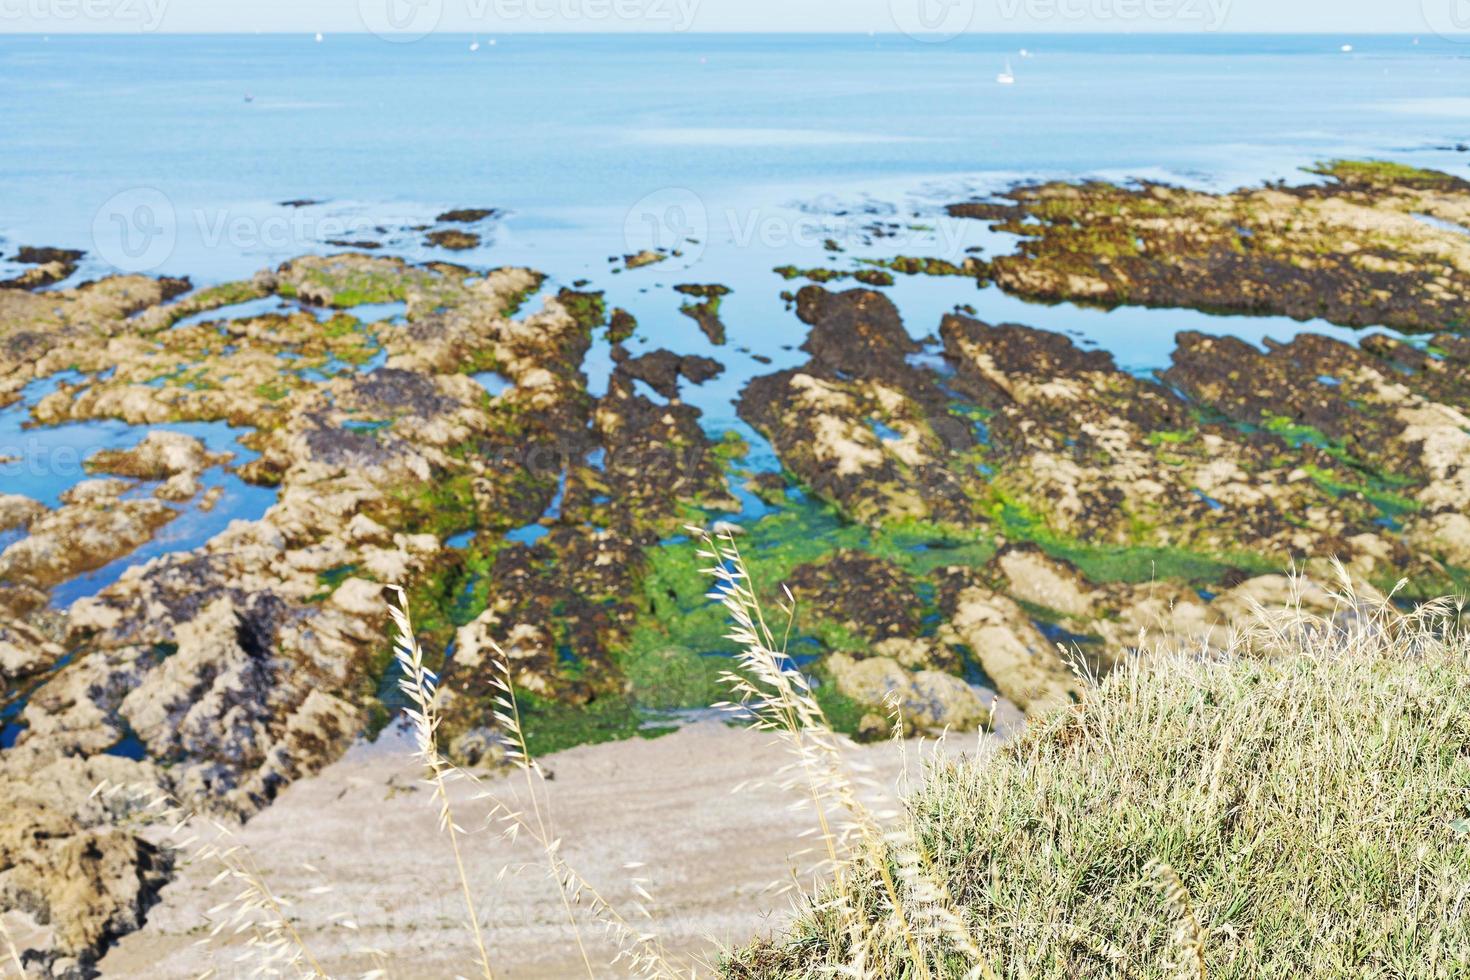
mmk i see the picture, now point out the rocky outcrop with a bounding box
[85,431,231,502]
[785,551,925,643]
[825,652,993,735]
[0,618,63,689]
[674,284,731,345]
[0,751,169,978]
[0,482,177,590]
[951,161,1470,333]
[610,348,722,401]
[936,574,1082,715]
[738,289,977,527]
[0,251,744,970]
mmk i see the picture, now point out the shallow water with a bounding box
[0,377,277,603]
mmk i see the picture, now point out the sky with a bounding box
[0,0,1450,35]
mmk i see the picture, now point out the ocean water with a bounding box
[1,33,1469,546]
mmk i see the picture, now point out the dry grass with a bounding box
[724,565,1470,978]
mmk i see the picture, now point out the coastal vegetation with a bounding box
[725,565,1470,978]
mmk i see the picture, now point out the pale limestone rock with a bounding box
[996,547,1096,618]
[0,493,46,533]
[0,492,176,589]
[330,577,386,617]
[0,618,63,684]
[825,653,991,734]
[1407,511,1470,568]
[941,586,1082,714]
[86,430,229,482]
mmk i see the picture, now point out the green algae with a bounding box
[375,471,478,539]
[517,695,676,758]
[607,307,638,344]
[556,287,607,331]
[1308,159,1466,190]
[773,266,848,284]
[864,256,976,278]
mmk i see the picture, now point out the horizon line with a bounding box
[0,29,1455,36]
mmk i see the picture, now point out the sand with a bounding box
[94,717,1008,979]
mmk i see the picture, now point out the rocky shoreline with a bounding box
[2,160,1468,975]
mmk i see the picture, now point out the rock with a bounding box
[454,617,575,702]
[952,164,1470,333]
[674,284,731,345]
[785,552,924,643]
[611,348,723,401]
[0,752,169,973]
[1408,511,1470,568]
[85,431,229,483]
[824,653,991,734]
[329,577,386,616]
[0,584,48,620]
[425,229,480,251]
[154,473,200,502]
[1,247,83,291]
[0,248,748,968]
[607,308,638,344]
[0,618,63,686]
[447,726,508,768]
[0,494,46,533]
[0,817,170,967]
[938,578,1082,715]
[435,208,498,223]
[0,491,177,589]
[994,546,1096,618]
[622,250,668,270]
[870,636,958,672]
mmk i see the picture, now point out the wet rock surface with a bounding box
[0,483,178,591]
[674,283,731,345]
[610,347,723,401]
[951,161,1470,332]
[424,229,480,251]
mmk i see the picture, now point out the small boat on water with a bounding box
[997,59,1015,85]
[1340,43,1353,52]
[315,32,324,43]
[470,35,481,52]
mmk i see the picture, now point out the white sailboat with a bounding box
[470,34,481,52]
[315,32,324,43]
[997,59,1016,85]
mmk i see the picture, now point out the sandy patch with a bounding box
[94,718,1002,978]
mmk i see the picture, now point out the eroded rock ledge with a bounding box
[949,160,1470,332]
